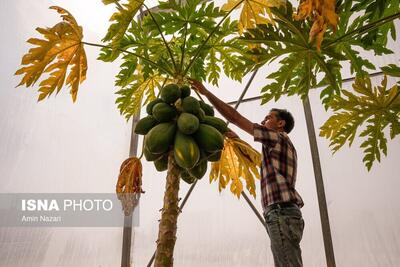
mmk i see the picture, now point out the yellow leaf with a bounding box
[119,67,166,117]
[222,0,285,34]
[293,0,338,51]
[15,6,87,102]
[210,137,261,198]
[116,156,143,215]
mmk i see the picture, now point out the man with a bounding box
[190,79,305,267]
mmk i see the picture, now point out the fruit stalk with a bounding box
[154,152,181,267]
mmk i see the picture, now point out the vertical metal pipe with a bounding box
[121,114,141,267]
[302,96,336,267]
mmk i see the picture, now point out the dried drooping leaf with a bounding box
[116,157,144,215]
[293,0,338,51]
[15,6,87,102]
[222,0,285,34]
[210,137,261,198]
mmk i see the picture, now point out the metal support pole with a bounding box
[303,96,336,267]
[121,114,141,267]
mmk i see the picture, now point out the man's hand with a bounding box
[189,79,208,95]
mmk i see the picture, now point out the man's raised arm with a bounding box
[189,79,254,136]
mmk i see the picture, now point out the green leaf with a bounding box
[381,64,400,77]
[320,75,400,170]
[205,48,221,86]
[102,0,144,58]
[348,0,399,55]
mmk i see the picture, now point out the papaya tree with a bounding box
[15,0,264,266]
[14,0,400,266]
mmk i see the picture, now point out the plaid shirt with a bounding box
[253,124,304,213]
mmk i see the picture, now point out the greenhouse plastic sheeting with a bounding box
[1,0,400,267]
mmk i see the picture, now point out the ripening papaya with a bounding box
[146,122,177,154]
[194,124,224,152]
[174,131,200,169]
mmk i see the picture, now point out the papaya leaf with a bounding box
[115,66,166,119]
[116,156,143,216]
[381,64,400,77]
[351,0,399,53]
[293,0,338,51]
[205,48,221,85]
[202,18,253,85]
[221,0,285,34]
[242,3,341,104]
[320,75,400,170]
[102,0,120,5]
[210,137,261,198]
[141,0,230,79]
[145,0,224,36]
[15,6,87,102]
[102,0,144,58]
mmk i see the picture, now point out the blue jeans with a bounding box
[264,206,305,267]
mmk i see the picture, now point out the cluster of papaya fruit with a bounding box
[134,83,228,184]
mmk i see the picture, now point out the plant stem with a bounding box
[154,152,181,267]
[183,0,245,76]
[324,12,400,48]
[179,21,189,74]
[194,89,205,102]
[82,41,173,76]
[387,90,400,107]
[142,3,178,71]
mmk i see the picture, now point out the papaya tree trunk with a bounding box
[154,152,181,267]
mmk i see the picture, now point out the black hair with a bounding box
[270,108,295,133]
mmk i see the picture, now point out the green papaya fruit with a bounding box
[182,96,200,114]
[134,115,158,135]
[203,116,228,134]
[154,153,168,172]
[177,113,199,135]
[174,131,200,169]
[146,122,176,154]
[199,101,215,116]
[194,124,224,152]
[180,85,191,98]
[146,98,164,115]
[152,102,177,122]
[161,84,181,103]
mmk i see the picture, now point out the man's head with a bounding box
[261,108,295,133]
